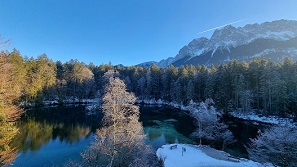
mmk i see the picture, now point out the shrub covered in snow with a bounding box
[247,126,297,167]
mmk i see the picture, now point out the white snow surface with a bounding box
[43,97,100,105]
[230,111,296,127]
[137,99,208,114]
[244,48,297,60]
[85,104,100,111]
[157,144,270,167]
[43,98,101,111]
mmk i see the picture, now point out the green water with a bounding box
[140,106,196,149]
[9,105,195,167]
[8,105,260,166]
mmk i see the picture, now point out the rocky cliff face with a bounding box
[142,20,297,67]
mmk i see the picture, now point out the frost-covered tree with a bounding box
[234,73,245,109]
[145,71,153,99]
[191,99,217,145]
[259,69,287,115]
[82,71,156,167]
[210,122,236,150]
[186,79,195,103]
[192,99,235,149]
[150,64,162,100]
[173,78,183,104]
[137,76,146,99]
[240,89,253,114]
[124,76,132,91]
[247,126,297,167]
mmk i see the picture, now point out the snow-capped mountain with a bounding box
[141,20,297,68]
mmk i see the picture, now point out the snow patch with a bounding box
[137,99,194,112]
[85,104,100,111]
[42,98,101,111]
[193,49,205,56]
[250,49,276,58]
[230,111,296,127]
[42,100,59,105]
[157,144,271,167]
[260,31,295,41]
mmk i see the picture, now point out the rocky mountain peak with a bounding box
[139,20,297,68]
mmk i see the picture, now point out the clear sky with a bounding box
[1,0,297,66]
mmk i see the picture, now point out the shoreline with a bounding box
[23,98,296,127]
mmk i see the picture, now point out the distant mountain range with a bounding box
[138,19,297,68]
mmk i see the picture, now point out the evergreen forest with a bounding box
[1,49,297,118]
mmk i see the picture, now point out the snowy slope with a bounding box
[139,20,297,68]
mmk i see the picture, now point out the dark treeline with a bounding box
[1,49,297,118]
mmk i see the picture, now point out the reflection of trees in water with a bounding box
[9,106,100,153]
[28,106,102,128]
[12,118,92,152]
[0,112,18,166]
[146,127,162,141]
[12,119,52,152]
[52,123,91,143]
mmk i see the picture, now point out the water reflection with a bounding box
[223,115,262,157]
[0,113,18,166]
[12,106,102,152]
[9,105,198,166]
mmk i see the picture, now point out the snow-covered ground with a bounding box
[62,98,99,104]
[85,104,100,112]
[43,98,101,111]
[43,97,100,105]
[230,111,296,127]
[157,144,271,167]
[136,99,199,113]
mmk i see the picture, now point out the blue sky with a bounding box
[1,0,297,66]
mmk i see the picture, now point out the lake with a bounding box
[8,105,259,166]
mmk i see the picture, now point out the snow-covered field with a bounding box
[157,144,271,167]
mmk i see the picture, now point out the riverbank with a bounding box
[136,99,202,113]
[33,97,297,128]
[156,144,272,167]
[230,110,296,127]
[21,98,100,107]
[43,98,100,105]
[137,98,297,127]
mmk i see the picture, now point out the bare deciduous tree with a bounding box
[82,71,157,167]
[191,99,235,149]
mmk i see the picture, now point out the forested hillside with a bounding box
[1,49,297,118]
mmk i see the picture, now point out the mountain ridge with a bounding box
[139,19,297,68]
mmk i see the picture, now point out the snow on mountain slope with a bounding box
[150,20,297,68]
